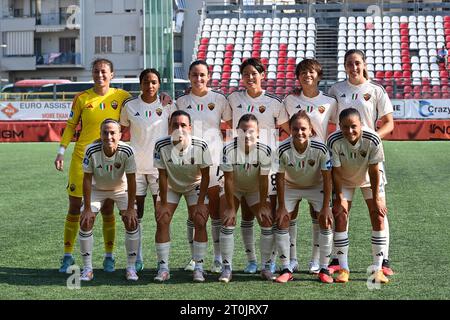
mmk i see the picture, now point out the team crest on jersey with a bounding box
[114,162,121,169]
[259,105,266,113]
[359,150,367,158]
[308,159,315,166]
[156,108,163,116]
[69,184,76,192]
[111,100,118,110]
[318,106,325,114]
[363,93,371,101]
[208,103,215,111]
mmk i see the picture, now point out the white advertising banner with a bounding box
[391,99,450,119]
[0,101,72,121]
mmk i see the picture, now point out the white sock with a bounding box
[260,227,273,269]
[136,218,143,262]
[311,218,320,264]
[187,219,194,259]
[125,228,139,269]
[211,219,222,262]
[334,231,349,271]
[289,219,297,262]
[319,228,333,270]
[156,241,170,271]
[384,215,390,260]
[219,226,235,269]
[275,227,291,271]
[241,220,256,262]
[79,229,93,270]
[193,241,208,271]
[330,218,338,261]
[372,230,387,271]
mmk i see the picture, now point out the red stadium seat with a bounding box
[440,70,449,78]
[400,23,408,29]
[442,93,450,99]
[287,58,296,65]
[422,92,432,99]
[403,70,411,78]
[442,78,449,86]
[286,72,296,79]
[422,79,430,86]
[385,71,393,79]
[446,35,450,43]
[199,44,207,51]
[286,79,295,87]
[223,65,231,72]
[208,65,213,73]
[442,85,449,93]
[197,52,206,59]
[276,79,285,87]
[279,44,288,51]
[385,85,393,93]
[266,86,275,93]
[401,56,410,63]
[200,38,209,45]
[222,72,231,79]
[226,44,234,51]
[403,85,412,94]
[432,86,441,93]
[277,72,285,79]
[375,71,385,79]
[224,58,232,65]
[432,93,441,99]
[252,51,259,58]
[422,85,431,93]
[277,64,286,72]
[253,44,261,51]
[413,92,422,99]
[401,43,409,49]
[444,22,450,29]
[278,57,287,65]
[286,64,296,72]
[444,16,450,22]
[393,71,403,79]
[254,31,263,37]
[403,78,412,86]
[395,93,403,99]
[404,93,412,99]
[254,37,261,44]
[401,36,409,42]
[402,63,411,71]
[401,49,410,57]
[279,50,287,58]
[221,87,228,94]
[275,87,285,96]
[211,79,220,87]
[225,51,233,58]
[413,86,421,93]
[266,79,275,87]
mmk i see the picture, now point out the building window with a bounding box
[95,0,113,13]
[124,36,136,53]
[95,36,112,53]
[124,0,136,12]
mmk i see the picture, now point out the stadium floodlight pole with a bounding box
[0,44,7,92]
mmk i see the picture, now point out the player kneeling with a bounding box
[79,119,138,282]
[153,110,212,283]
[274,111,333,283]
[327,108,389,284]
[219,114,273,283]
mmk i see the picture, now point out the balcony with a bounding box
[35,13,80,32]
[36,52,82,68]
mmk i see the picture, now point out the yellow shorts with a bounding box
[67,150,84,197]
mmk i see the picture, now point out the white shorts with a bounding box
[209,166,222,188]
[284,185,324,213]
[84,189,129,212]
[158,187,209,207]
[136,173,159,196]
[340,184,386,201]
[220,189,266,207]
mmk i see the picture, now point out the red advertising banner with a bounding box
[1,120,449,142]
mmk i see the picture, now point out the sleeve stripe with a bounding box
[327,131,344,149]
[155,137,172,151]
[362,131,381,146]
[278,142,291,157]
[117,145,134,157]
[192,138,208,149]
[155,141,171,152]
[211,90,227,98]
[256,142,271,157]
[85,144,102,158]
[370,80,387,94]
[264,92,283,103]
[123,96,138,106]
[223,140,238,155]
[310,141,328,154]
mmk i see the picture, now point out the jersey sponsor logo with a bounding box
[259,105,266,113]
[208,103,215,111]
[134,112,140,116]
[359,150,367,157]
[308,159,315,166]
[114,162,121,169]
[363,93,371,101]
[318,105,325,114]
[69,184,76,192]
[99,103,106,110]
[156,108,163,116]
[111,100,118,110]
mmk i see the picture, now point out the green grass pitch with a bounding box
[0,141,449,300]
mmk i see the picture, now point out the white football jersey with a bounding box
[153,135,213,193]
[328,80,393,130]
[175,89,232,165]
[276,137,330,189]
[327,127,384,188]
[83,141,136,192]
[220,138,272,193]
[283,90,338,143]
[120,95,172,174]
[227,90,289,148]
